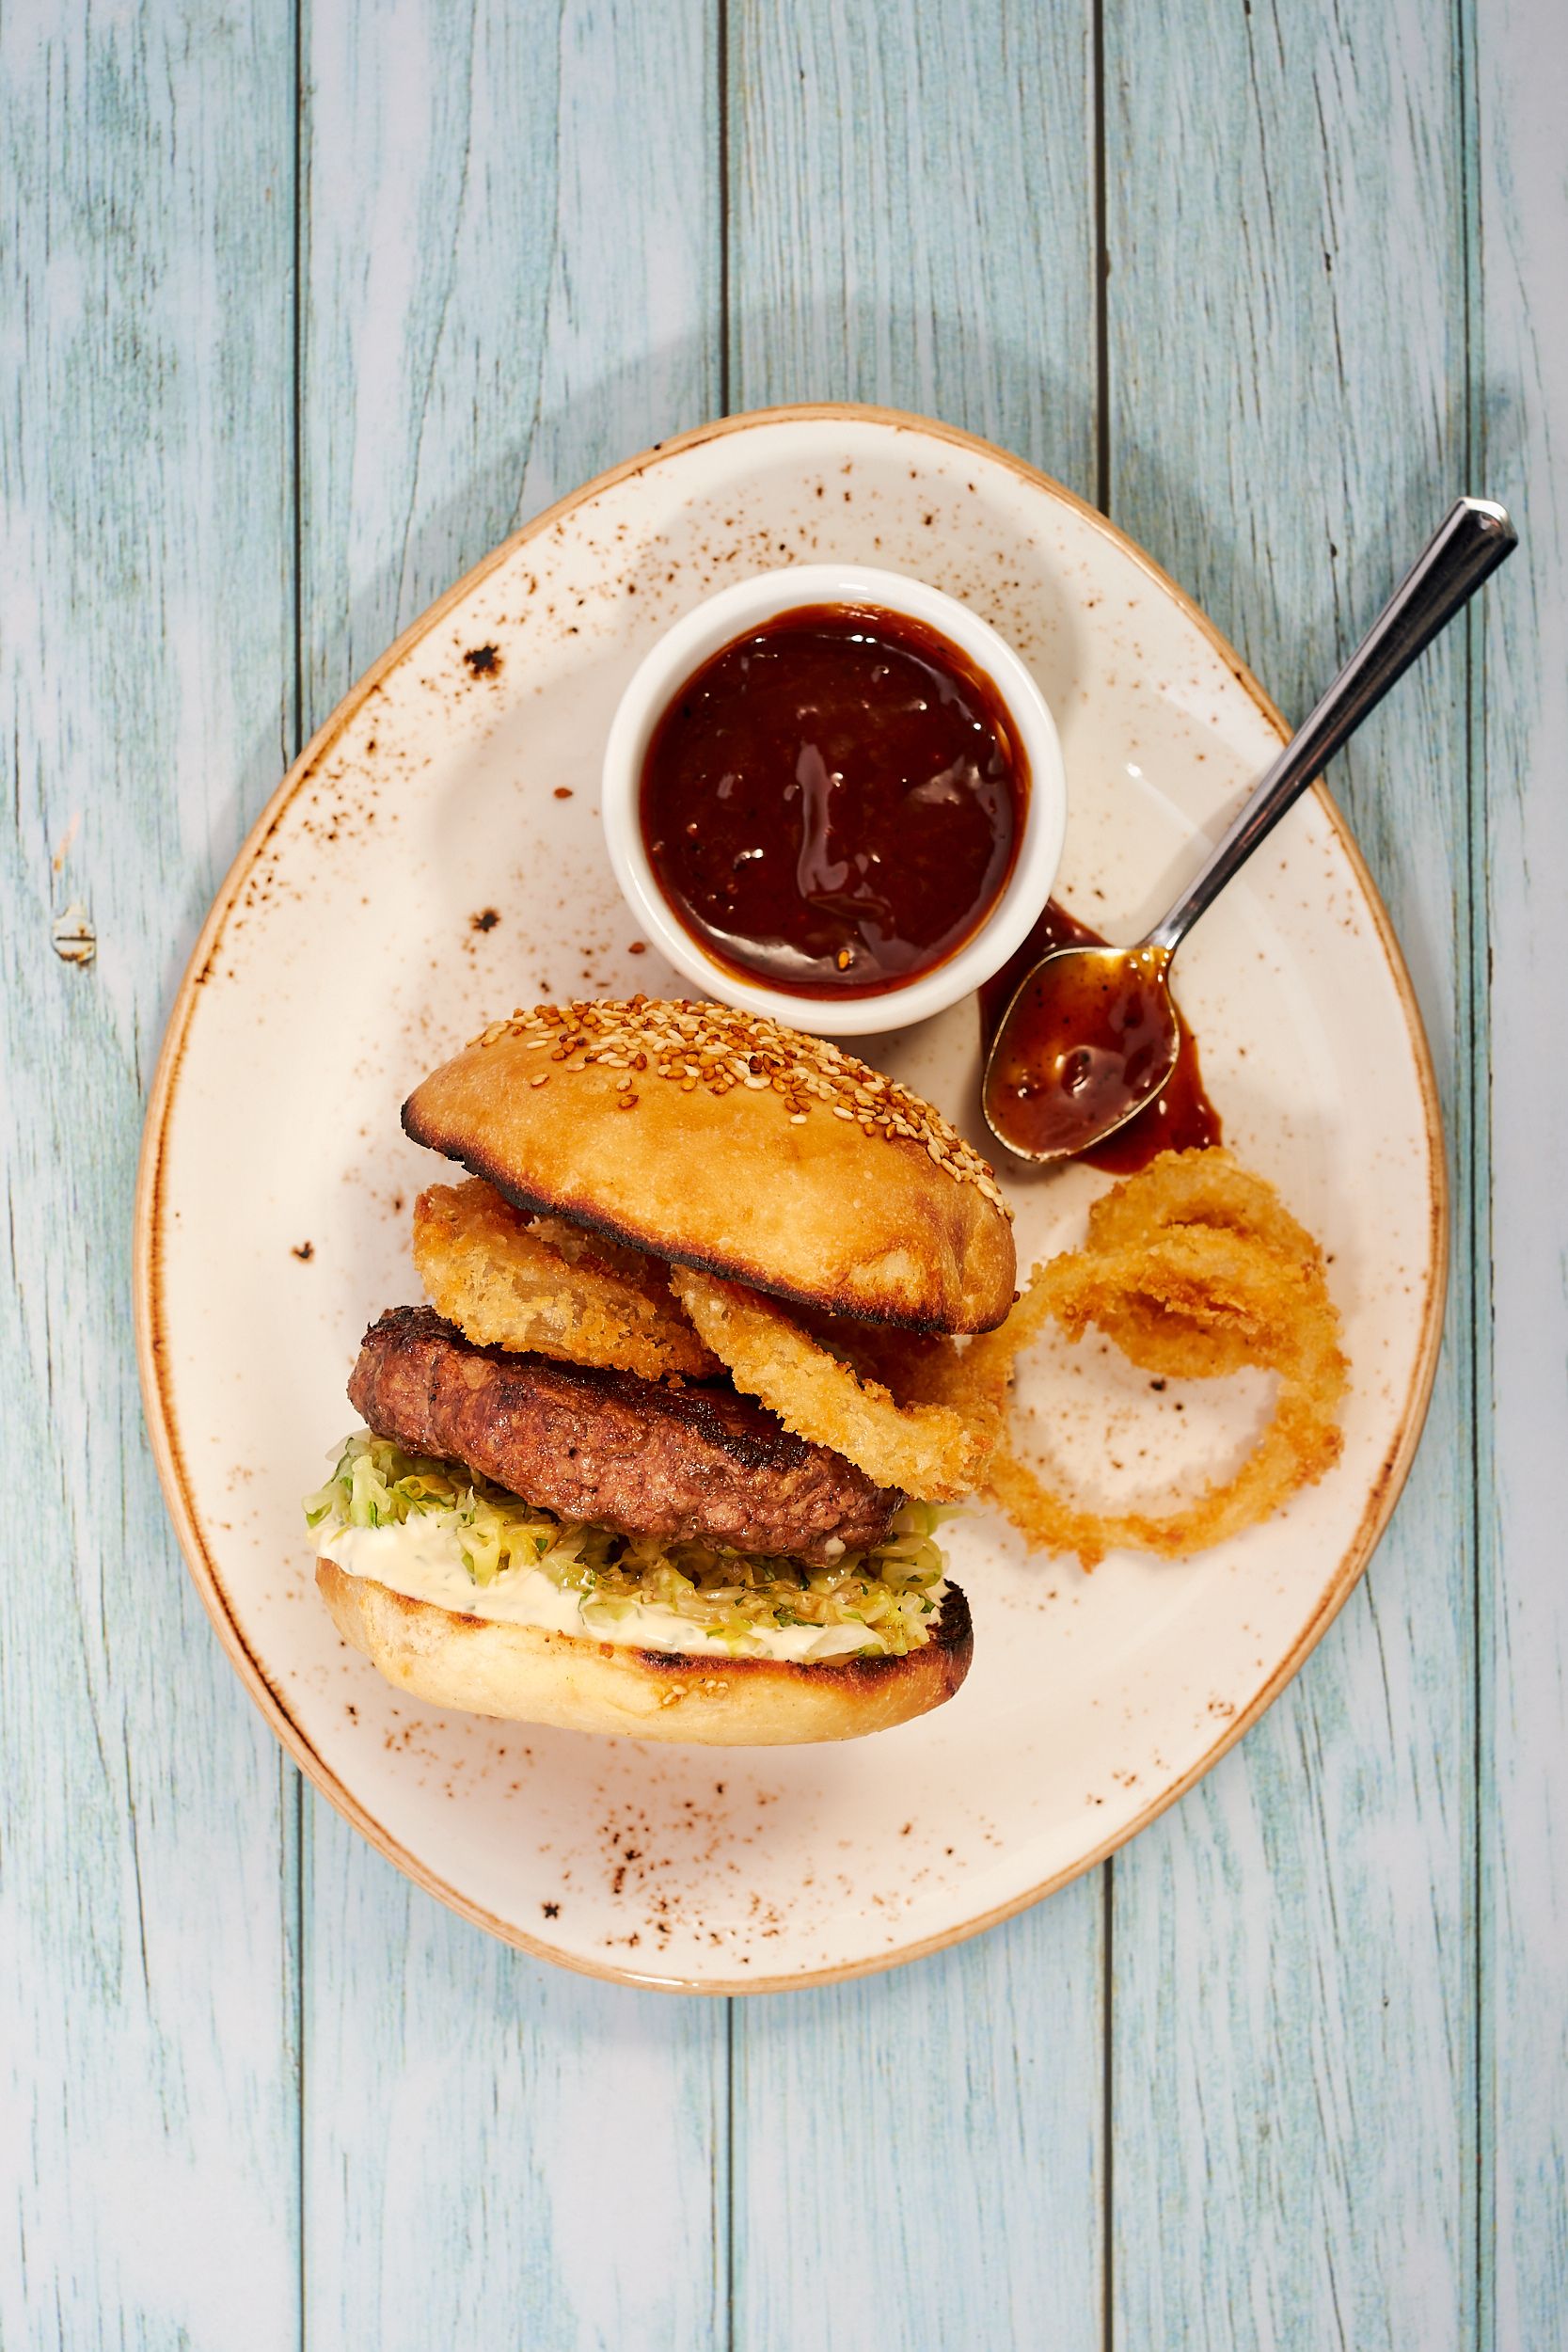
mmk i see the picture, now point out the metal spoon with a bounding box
[982,496,1518,1164]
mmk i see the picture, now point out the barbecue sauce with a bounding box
[640,603,1026,999]
[978,900,1222,1175]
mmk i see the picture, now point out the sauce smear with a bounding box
[641,603,1026,998]
[978,900,1221,1174]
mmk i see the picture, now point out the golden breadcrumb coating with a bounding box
[670,1266,1001,1502]
[413,1179,719,1382]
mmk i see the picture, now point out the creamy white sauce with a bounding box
[314,1517,918,1663]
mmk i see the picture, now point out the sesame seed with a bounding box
[466,999,1007,1212]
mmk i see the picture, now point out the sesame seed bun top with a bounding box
[401,998,1017,1334]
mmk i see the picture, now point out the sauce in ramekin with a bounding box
[640,603,1027,999]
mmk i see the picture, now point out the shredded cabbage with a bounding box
[305,1430,954,1657]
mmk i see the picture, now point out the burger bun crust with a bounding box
[317,1558,973,1745]
[402,1002,1015,1335]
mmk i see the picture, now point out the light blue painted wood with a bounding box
[302,1858,727,2351]
[6,1,1568,2345]
[0,4,301,2345]
[733,1908,1106,2352]
[727,0,1101,504]
[294,6,729,2346]
[1102,4,1479,2346]
[301,0,717,718]
[724,9,1106,2347]
[1471,1,1568,2343]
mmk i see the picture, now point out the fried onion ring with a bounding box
[414,1180,719,1380]
[1080,1148,1324,1378]
[972,1150,1348,1566]
[669,1267,999,1501]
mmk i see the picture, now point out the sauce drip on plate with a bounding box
[978,899,1222,1174]
[640,603,1026,999]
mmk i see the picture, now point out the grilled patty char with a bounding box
[349,1305,904,1562]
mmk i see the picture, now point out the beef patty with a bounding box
[348,1305,903,1562]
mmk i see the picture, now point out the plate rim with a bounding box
[133,400,1448,1994]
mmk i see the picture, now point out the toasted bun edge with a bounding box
[317,1559,973,1745]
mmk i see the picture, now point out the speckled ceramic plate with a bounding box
[135,405,1442,1992]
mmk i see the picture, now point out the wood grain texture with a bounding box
[732,1904,1106,2352]
[7,0,1568,2344]
[724,10,1105,2346]
[1472,2,1568,2343]
[0,4,301,2345]
[727,0,1100,501]
[301,0,719,720]
[302,1840,726,2350]
[1103,2,1478,2344]
[295,6,727,2346]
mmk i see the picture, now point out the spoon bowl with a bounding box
[982,941,1180,1162]
[981,496,1517,1167]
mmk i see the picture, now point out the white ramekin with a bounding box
[601,563,1067,1037]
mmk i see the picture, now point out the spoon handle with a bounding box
[1148,496,1517,957]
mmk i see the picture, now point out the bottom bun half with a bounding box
[317,1558,973,1745]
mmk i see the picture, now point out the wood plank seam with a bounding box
[291,7,309,2344]
[718,5,737,2336]
[1102,3,1476,2341]
[722,7,1107,2342]
[1458,4,1493,2342]
[1092,6,1116,2346]
[288,7,730,2342]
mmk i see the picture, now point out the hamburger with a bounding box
[305,998,1015,1744]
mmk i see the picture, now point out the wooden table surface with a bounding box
[5,2,1564,2344]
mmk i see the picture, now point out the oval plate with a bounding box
[135,405,1442,1993]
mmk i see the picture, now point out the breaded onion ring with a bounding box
[1086,1147,1320,1260]
[1080,1149,1324,1379]
[669,1267,999,1502]
[414,1180,719,1381]
[973,1150,1348,1566]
